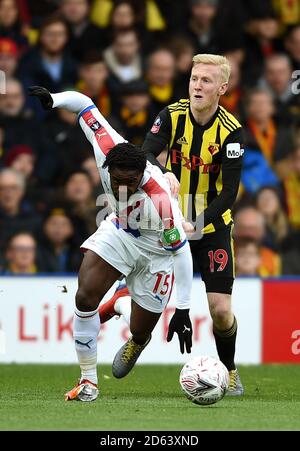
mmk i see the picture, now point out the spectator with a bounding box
[0,78,53,186]
[116,79,155,145]
[18,14,77,116]
[0,37,19,77]
[285,25,300,70]
[80,154,101,192]
[91,0,168,35]
[103,28,143,96]
[60,0,106,60]
[257,181,300,275]
[167,34,195,99]
[0,168,41,250]
[4,144,34,180]
[103,0,162,53]
[103,1,138,39]
[77,51,111,116]
[234,237,261,276]
[0,0,28,50]
[243,88,293,178]
[0,77,26,118]
[38,206,82,272]
[219,56,243,119]
[63,169,98,236]
[2,231,38,274]
[242,10,282,86]
[145,48,177,115]
[283,145,300,230]
[2,143,46,206]
[185,0,220,54]
[255,185,290,251]
[258,53,299,124]
[233,205,281,276]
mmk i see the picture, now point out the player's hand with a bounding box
[164,172,180,197]
[183,221,196,240]
[167,308,192,354]
[183,221,204,241]
[28,86,53,110]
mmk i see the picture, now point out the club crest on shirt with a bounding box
[90,121,101,131]
[208,143,219,155]
[151,116,162,134]
[84,111,102,132]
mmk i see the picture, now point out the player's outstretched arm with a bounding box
[29,86,93,114]
[29,86,126,154]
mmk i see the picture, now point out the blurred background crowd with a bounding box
[0,0,300,276]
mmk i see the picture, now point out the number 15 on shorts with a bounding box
[153,272,174,298]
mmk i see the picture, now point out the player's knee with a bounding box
[75,288,99,312]
[210,304,231,324]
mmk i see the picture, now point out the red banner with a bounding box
[262,281,300,363]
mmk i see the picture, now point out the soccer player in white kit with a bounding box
[29,86,193,402]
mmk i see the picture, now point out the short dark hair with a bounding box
[102,143,146,173]
[80,50,105,66]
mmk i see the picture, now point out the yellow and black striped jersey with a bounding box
[143,99,244,234]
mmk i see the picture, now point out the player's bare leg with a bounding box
[65,250,122,401]
[208,292,244,396]
[112,300,161,378]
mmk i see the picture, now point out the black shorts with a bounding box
[189,226,234,295]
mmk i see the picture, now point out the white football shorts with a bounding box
[81,220,174,313]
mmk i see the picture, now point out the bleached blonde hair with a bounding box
[192,54,231,83]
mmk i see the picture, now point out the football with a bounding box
[179,355,229,405]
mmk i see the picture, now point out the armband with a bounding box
[163,227,181,245]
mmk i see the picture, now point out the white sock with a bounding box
[73,307,100,385]
[115,295,131,325]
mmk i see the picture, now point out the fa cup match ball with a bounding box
[179,356,229,405]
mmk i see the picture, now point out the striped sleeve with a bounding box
[142,177,186,251]
[78,105,126,165]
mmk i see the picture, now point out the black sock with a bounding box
[213,316,237,371]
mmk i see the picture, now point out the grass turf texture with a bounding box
[1,364,300,431]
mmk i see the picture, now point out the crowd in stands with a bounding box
[0,0,300,276]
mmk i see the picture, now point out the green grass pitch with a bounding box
[1,364,300,431]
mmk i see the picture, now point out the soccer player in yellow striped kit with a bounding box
[142,54,244,395]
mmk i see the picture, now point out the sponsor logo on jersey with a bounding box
[226,143,244,158]
[170,149,221,173]
[151,116,162,134]
[176,136,188,145]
